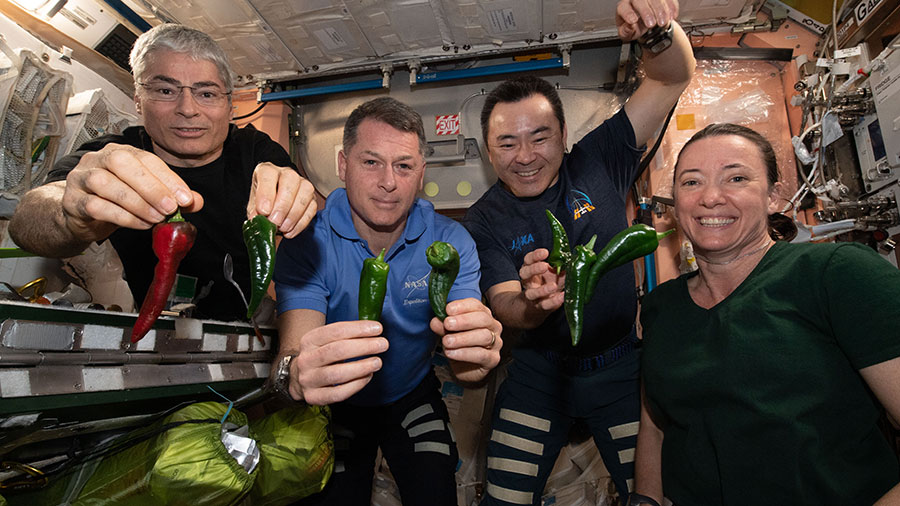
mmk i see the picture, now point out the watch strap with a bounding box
[628,493,662,506]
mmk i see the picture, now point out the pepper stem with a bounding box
[658,228,675,240]
[375,248,386,262]
[168,209,186,223]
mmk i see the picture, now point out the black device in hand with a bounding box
[638,22,674,54]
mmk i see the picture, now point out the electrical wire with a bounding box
[831,0,851,57]
[631,100,679,204]
[233,101,267,121]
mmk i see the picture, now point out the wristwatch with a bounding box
[627,493,662,506]
[273,354,302,402]
[637,22,674,55]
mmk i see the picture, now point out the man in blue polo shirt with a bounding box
[273,97,503,505]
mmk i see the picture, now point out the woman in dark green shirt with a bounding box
[633,123,900,506]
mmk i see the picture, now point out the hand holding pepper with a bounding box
[245,162,318,239]
[280,318,389,406]
[430,297,503,384]
[131,210,197,343]
[545,209,571,275]
[518,248,567,315]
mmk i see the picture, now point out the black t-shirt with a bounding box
[463,109,644,355]
[47,124,296,321]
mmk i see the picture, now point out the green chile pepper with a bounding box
[242,214,277,320]
[585,224,674,303]
[359,248,390,321]
[426,241,460,320]
[545,209,571,275]
[564,235,597,347]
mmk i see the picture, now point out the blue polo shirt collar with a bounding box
[327,188,428,252]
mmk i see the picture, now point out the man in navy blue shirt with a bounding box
[463,1,696,505]
[274,97,503,505]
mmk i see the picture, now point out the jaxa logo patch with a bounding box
[566,190,595,221]
[509,233,534,254]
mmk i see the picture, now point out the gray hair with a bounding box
[130,23,234,93]
[343,97,427,155]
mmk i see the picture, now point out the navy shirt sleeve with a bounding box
[567,108,645,198]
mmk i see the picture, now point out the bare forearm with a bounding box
[875,484,900,505]
[277,308,322,358]
[625,22,696,145]
[641,22,695,88]
[634,391,664,502]
[9,183,92,258]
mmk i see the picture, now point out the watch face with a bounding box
[639,23,674,54]
[648,37,672,54]
[275,355,292,391]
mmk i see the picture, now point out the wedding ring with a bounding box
[486,330,497,349]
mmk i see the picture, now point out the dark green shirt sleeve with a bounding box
[824,243,900,369]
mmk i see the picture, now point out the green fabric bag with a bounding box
[8,402,256,506]
[243,404,333,506]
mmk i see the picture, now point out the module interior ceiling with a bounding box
[146,0,754,83]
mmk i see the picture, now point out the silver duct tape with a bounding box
[221,424,260,474]
[2,320,77,350]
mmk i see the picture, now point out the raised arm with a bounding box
[9,143,201,257]
[618,0,696,146]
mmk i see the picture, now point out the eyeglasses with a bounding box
[137,82,231,107]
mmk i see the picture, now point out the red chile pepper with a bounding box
[130,210,197,343]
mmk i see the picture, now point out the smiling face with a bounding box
[485,94,568,198]
[338,118,426,248]
[673,134,781,261]
[134,50,232,167]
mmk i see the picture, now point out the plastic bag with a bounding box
[243,404,333,506]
